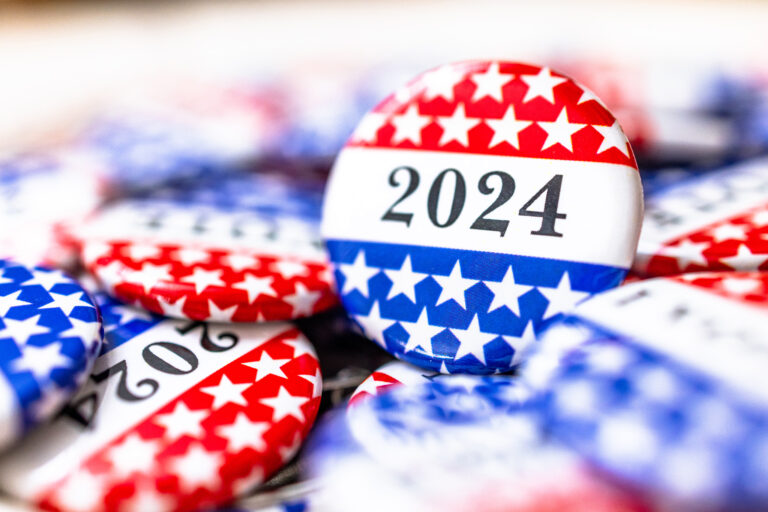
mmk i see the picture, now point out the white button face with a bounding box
[322,60,643,375]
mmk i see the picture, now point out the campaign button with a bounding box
[0,261,101,451]
[0,293,322,512]
[322,60,643,374]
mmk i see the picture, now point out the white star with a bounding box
[421,65,465,101]
[555,379,599,418]
[0,272,13,286]
[95,260,126,292]
[170,444,223,492]
[125,262,172,294]
[260,386,309,422]
[720,244,768,271]
[232,274,276,303]
[353,301,395,349]
[452,314,499,365]
[58,317,100,350]
[106,434,159,477]
[273,260,309,279]
[217,412,270,452]
[0,289,30,316]
[176,247,211,265]
[400,307,445,354]
[709,223,747,242]
[108,304,153,326]
[538,272,590,320]
[752,210,768,227]
[538,107,587,152]
[470,62,513,102]
[576,86,607,108]
[352,112,388,142]
[352,374,388,401]
[201,374,250,410]
[437,104,480,146]
[10,342,72,379]
[154,401,207,439]
[520,67,567,103]
[508,320,537,365]
[0,315,50,344]
[486,105,532,149]
[122,487,174,512]
[180,267,225,295]
[206,299,238,321]
[225,252,259,272]
[593,120,630,157]
[390,104,431,145]
[657,240,709,269]
[338,250,379,298]
[384,255,427,302]
[40,291,93,316]
[157,295,188,319]
[82,241,112,265]
[720,276,761,294]
[432,261,477,309]
[242,352,290,382]
[282,336,317,360]
[283,283,321,317]
[299,367,322,396]
[53,470,105,512]
[125,243,161,261]
[485,266,534,317]
[26,269,72,292]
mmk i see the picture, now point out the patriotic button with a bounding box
[0,261,102,451]
[635,157,768,277]
[0,293,322,512]
[309,377,648,512]
[79,180,337,323]
[323,60,643,374]
[521,272,768,509]
[348,360,439,406]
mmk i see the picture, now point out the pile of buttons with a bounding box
[1,57,768,512]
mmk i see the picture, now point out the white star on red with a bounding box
[520,67,567,103]
[180,267,225,295]
[437,104,480,147]
[200,374,250,410]
[470,62,512,102]
[260,386,309,422]
[390,104,431,145]
[486,105,532,149]
[538,108,587,152]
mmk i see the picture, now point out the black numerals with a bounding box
[427,169,466,228]
[382,166,420,226]
[470,171,515,236]
[382,166,567,237]
[518,174,567,237]
[92,360,159,402]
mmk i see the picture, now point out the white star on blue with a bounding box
[0,261,102,439]
[328,240,623,374]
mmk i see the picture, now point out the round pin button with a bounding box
[521,272,768,509]
[322,60,643,374]
[0,292,323,512]
[348,360,439,406]
[635,157,768,277]
[309,377,648,512]
[79,175,338,323]
[0,261,102,451]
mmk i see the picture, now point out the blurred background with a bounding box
[1,1,768,510]
[1,0,767,160]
